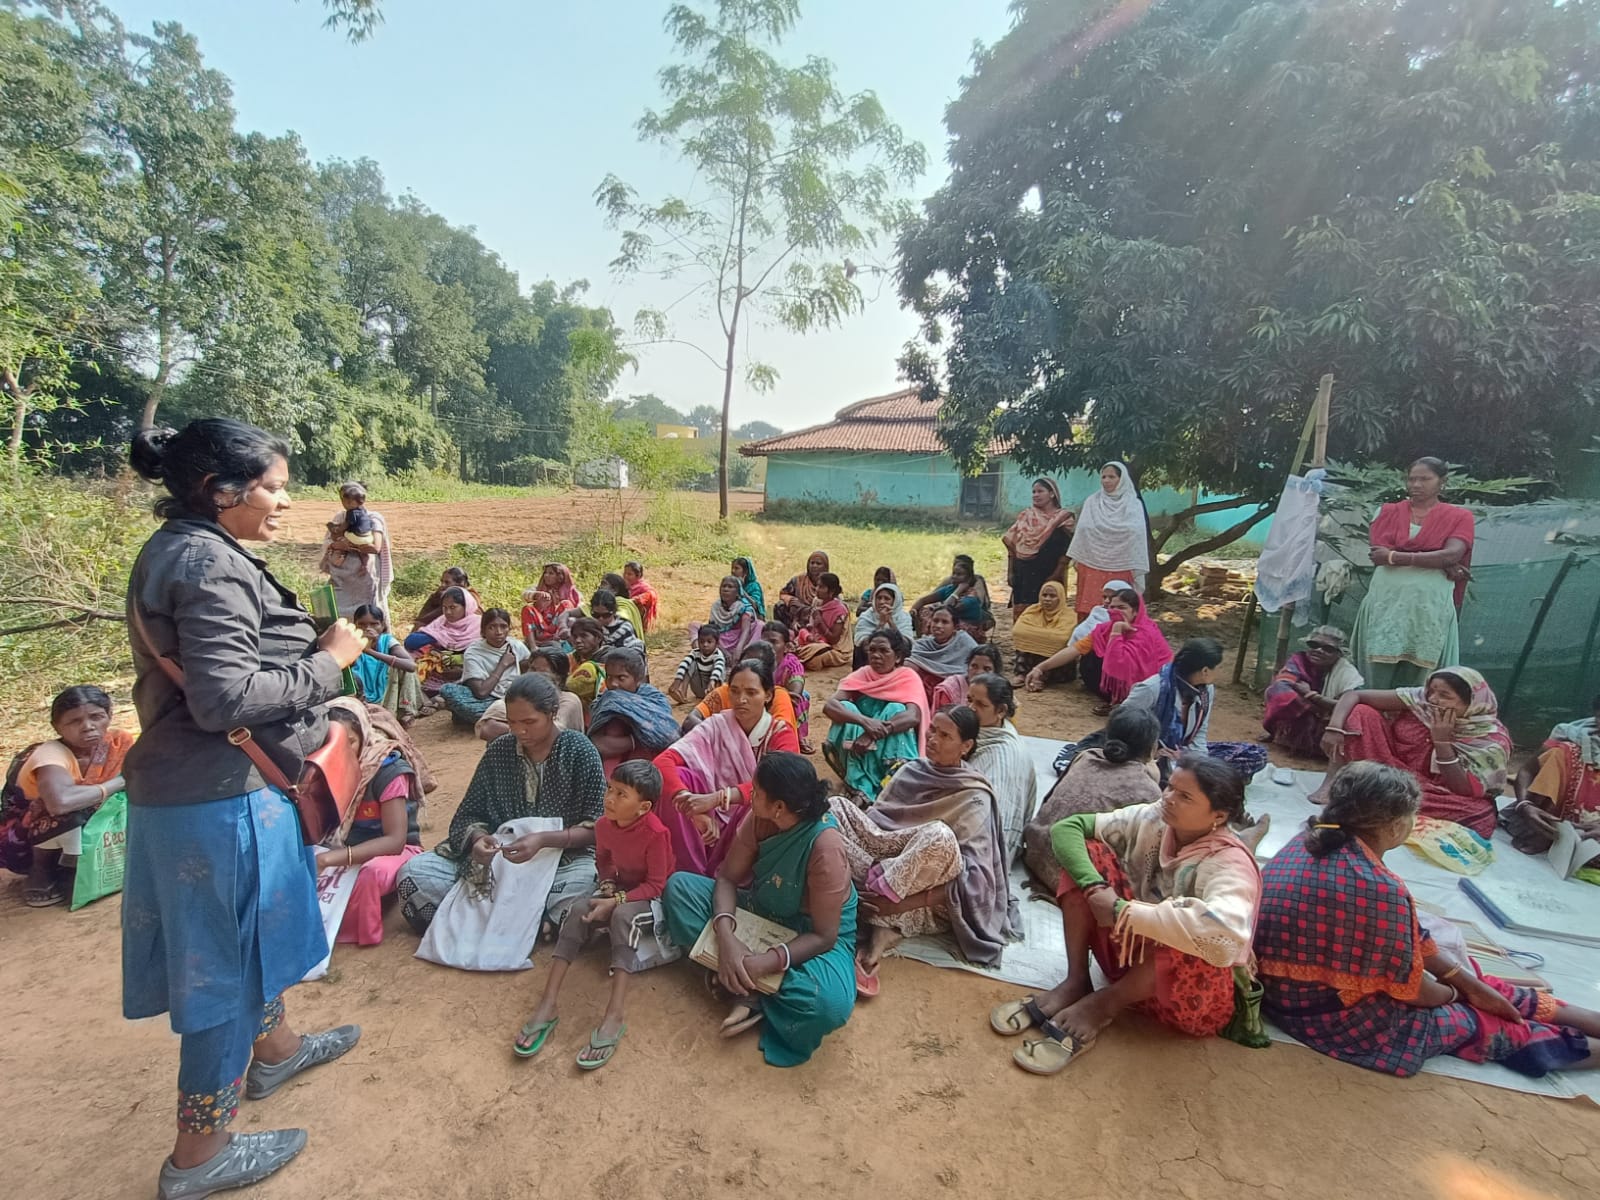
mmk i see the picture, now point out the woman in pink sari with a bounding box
[653,660,801,876]
[403,586,481,653]
[1022,586,1172,708]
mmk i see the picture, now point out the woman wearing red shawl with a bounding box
[822,628,927,804]
[1022,586,1172,708]
[1350,458,1475,690]
[653,660,799,877]
[622,561,658,631]
[1312,667,1510,840]
[1257,762,1599,1078]
[539,562,583,613]
[1003,478,1075,616]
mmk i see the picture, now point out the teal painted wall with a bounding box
[764,452,1272,542]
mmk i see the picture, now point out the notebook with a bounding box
[689,908,797,995]
[1459,878,1600,948]
[1548,820,1600,882]
[1414,902,1548,988]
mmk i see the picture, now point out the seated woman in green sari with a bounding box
[822,628,927,803]
[662,752,857,1067]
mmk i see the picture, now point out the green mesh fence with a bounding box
[1252,500,1600,745]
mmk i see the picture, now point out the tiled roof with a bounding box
[740,388,1012,457]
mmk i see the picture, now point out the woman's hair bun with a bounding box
[1103,737,1131,764]
[129,426,178,482]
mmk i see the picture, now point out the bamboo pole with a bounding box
[1272,374,1335,671]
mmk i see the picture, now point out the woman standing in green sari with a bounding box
[663,753,858,1067]
[1350,458,1475,689]
[822,628,927,803]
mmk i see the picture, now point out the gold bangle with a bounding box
[1437,965,1462,983]
[346,845,353,868]
[615,890,627,905]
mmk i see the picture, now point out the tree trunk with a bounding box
[718,316,739,521]
[4,366,27,474]
[140,362,169,432]
[1145,503,1275,596]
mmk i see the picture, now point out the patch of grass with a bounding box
[293,473,564,505]
[742,518,1008,608]
[759,498,1007,535]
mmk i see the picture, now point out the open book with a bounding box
[690,908,797,996]
[1548,820,1600,882]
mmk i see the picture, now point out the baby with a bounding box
[327,482,376,567]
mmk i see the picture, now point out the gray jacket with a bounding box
[125,517,344,807]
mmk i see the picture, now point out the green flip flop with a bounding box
[576,1025,626,1071]
[513,1016,559,1059]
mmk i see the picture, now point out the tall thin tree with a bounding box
[597,0,924,517]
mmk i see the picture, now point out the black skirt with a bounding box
[1008,526,1072,607]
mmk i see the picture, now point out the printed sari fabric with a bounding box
[1060,840,1236,1036]
[1262,651,1350,756]
[1528,735,1600,826]
[587,683,680,777]
[627,581,659,631]
[732,557,767,620]
[1340,705,1503,839]
[795,596,851,667]
[1256,834,1589,1077]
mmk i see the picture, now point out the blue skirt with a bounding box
[121,788,326,1035]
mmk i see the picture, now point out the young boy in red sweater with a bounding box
[513,760,673,1069]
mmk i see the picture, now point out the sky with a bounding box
[100,0,1018,433]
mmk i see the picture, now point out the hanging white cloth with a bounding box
[1254,469,1326,612]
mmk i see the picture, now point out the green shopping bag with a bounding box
[70,789,128,911]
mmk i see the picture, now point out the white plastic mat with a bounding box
[886,738,1600,1102]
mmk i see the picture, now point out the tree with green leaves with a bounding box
[100,20,239,431]
[598,0,924,517]
[899,0,1600,593]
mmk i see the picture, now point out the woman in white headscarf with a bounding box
[1069,462,1150,623]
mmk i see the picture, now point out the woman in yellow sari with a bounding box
[1010,581,1075,685]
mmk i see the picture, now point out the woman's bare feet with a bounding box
[1032,974,1094,1022]
[1051,988,1120,1044]
[1307,778,1333,805]
[1233,813,1272,853]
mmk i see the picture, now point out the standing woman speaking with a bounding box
[123,420,369,1199]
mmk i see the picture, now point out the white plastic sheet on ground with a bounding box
[889,736,1600,1104]
[415,816,562,972]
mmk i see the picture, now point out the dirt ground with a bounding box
[3,495,1597,1200]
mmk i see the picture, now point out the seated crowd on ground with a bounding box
[14,464,1598,1109]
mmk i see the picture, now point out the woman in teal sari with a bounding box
[822,628,927,803]
[663,752,857,1067]
[732,556,766,620]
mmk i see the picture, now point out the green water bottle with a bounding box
[308,582,359,697]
